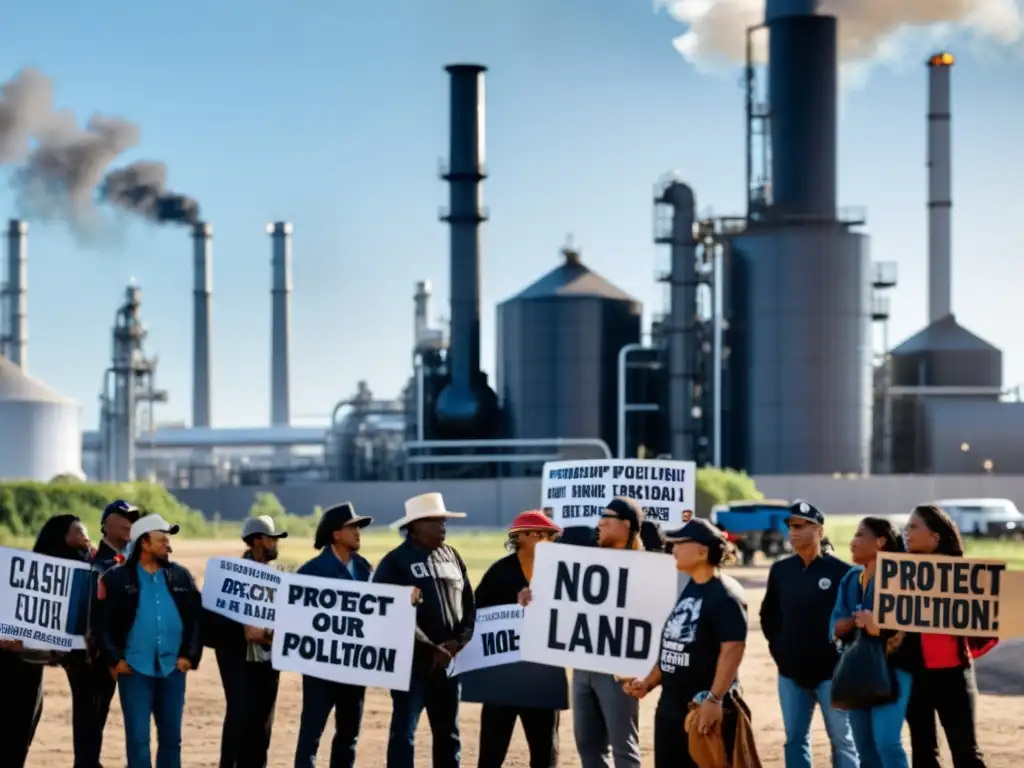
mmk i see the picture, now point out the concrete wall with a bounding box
[168,474,1024,526]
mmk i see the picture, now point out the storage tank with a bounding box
[497,245,641,453]
[728,226,872,474]
[0,355,83,480]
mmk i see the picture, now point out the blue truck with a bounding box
[709,498,793,566]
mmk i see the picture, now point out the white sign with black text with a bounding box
[0,547,93,651]
[201,557,281,629]
[271,571,417,691]
[520,543,678,679]
[542,459,696,528]
[450,604,524,676]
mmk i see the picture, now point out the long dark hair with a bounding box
[911,504,965,557]
[33,515,81,559]
[861,516,906,553]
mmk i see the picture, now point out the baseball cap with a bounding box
[241,515,289,540]
[102,500,141,524]
[664,517,728,548]
[785,500,825,526]
[601,497,642,534]
[129,514,180,544]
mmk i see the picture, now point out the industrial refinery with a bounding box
[0,5,1020,489]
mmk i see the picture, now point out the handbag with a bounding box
[830,630,898,711]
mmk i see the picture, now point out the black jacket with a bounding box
[373,539,475,672]
[760,552,852,688]
[98,560,204,670]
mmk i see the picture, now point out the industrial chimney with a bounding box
[3,220,28,370]
[268,222,292,434]
[927,52,954,323]
[414,279,431,344]
[434,63,498,437]
[765,0,837,220]
[192,222,213,430]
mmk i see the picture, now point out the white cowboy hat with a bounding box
[389,492,466,530]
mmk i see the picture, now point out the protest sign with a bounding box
[202,557,280,629]
[874,552,1024,639]
[271,571,417,691]
[450,604,523,677]
[542,459,696,528]
[0,547,93,651]
[520,542,678,678]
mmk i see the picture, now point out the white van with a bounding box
[932,498,1024,538]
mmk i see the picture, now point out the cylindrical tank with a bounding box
[497,248,641,453]
[729,226,871,474]
[0,356,83,480]
[768,14,838,220]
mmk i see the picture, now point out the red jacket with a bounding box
[920,634,997,669]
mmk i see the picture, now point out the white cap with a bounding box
[130,514,180,544]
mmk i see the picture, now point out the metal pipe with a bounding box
[268,221,293,430]
[192,222,213,429]
[886,386,1003,396]
[4,219,28,370]
[617,342,650,458]
[927,53,953,322]
[407,454,561,465]
[416,355,426,442]
[405,438,612,458]
[712,242,724,467]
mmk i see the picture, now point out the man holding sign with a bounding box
[375,493,476,768]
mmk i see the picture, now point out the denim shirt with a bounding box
[125,564,184,677]
[829,565,870,646]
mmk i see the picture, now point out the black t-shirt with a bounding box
[658,574,748,704]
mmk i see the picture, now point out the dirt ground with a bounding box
[24,540,1024,767]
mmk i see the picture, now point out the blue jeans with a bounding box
[118,669,187,768]
[778,676,858,768]
[846,668,913,768]
[386,668,461,768]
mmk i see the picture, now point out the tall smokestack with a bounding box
[927,52,954,323]
[268,222,292,430]
[766,2,838,220]
[414,279,431,344]
[434,63,496,434]
[192,222,212,429]
[3,220,28,370]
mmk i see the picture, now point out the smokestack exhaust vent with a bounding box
[268,221,292,431]
[3,220,28,371]
[192,222,212,429]
[927,52,953,323]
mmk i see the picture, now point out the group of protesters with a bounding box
[0,490,996,768]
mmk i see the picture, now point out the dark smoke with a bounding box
[102,161,200,225]
[0,66,200,231]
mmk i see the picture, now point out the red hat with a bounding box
[508,510,562,534]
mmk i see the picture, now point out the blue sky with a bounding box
[2,0,1022,429]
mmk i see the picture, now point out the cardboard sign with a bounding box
[0,547,94,651]
[201,557,281,629]
[520,542,678,678]
[450,605,523,676]
[874,552,1024,638]
[542,459,696,528]
[271,571,417,691]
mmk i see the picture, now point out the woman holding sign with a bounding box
[469,510,566,768]
[830,517,917,768]
[620,518,752,768]
[903,505,995,768]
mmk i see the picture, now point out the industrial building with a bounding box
[0,5,1020,487]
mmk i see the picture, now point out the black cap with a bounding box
[314,502,373,549]
[102,500,140,524]
[785,500,825,526]
[664,517,728,548]
[601,497,641,534]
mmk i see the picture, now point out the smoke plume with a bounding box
[0,66,200,232]
[656,0,1024,66]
